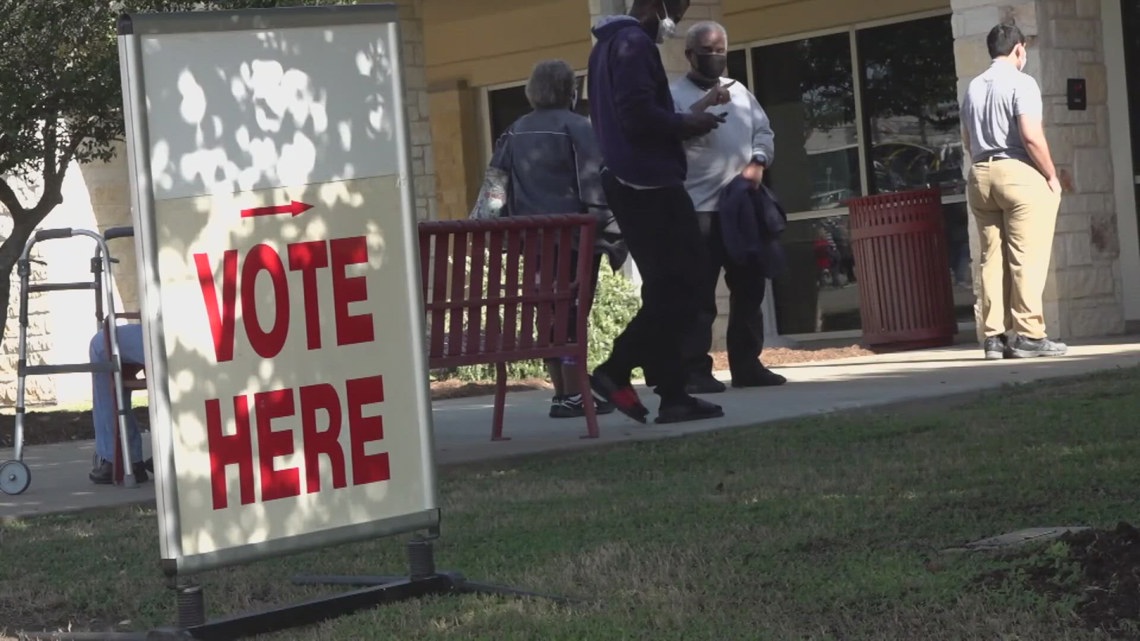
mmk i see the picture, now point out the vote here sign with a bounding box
[116,6,439,576]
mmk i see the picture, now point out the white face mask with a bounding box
[656,7,676,44]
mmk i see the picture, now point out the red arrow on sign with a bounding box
[241,200,314,219]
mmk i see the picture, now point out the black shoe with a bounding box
[684,373,727,395]
[1008,335,1068,359]
[590,369,649,424]
[731,367,787,388]
[655,396,725,425]
[549,394,616,419]
[89,458,113,485]
[132,460,151,483]
[89,457,151,485]
[983,334,1010,360]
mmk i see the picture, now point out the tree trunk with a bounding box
[0,212,52,348]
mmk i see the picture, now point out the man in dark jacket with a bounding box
[586,0,728,425]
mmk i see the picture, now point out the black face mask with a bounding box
[694,53,727,80]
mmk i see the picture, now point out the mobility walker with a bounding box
[0,226,144,495]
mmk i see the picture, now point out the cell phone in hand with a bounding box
[712,112,728,122]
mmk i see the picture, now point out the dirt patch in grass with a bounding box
[980,522,1140,638]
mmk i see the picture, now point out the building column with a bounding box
[427,81,484,221]
[952,0,1124,340]
[363,0,437,220]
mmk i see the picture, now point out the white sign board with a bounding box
[116,5,439,575]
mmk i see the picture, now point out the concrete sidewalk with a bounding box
[4,337,1140,520]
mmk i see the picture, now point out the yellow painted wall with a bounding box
[423,0,592,87]
[428,83,485,220]
[723,0,950,44]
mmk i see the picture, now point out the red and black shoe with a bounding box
[590,369,649,424]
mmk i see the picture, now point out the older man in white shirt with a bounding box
[669,21,786,393]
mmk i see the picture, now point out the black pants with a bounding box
[681,211,768,381]
[598,172,707,400]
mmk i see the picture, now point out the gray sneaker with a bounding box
[1008,335,1068,359]
[983,335,1009,360]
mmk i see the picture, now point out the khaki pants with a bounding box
[967,159,1060,340]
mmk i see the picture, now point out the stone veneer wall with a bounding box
[393,0,438,222]
[952,0,1124,340]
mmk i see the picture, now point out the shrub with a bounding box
[435,258,642,384]
[586,261,641,371]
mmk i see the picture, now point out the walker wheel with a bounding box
[0,460,30,495]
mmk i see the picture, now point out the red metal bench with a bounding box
[419,214,600,441]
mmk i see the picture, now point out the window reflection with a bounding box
[944,200,978,322]
[752,33,861,214]
[858,15,965,197]
[772,215,861,335]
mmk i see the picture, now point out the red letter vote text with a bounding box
[194,237,376,363]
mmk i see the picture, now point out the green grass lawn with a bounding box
[3,369,1140,640]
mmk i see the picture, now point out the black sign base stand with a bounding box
[19,539,573,641]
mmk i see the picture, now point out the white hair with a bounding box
[525,60,576,110]
[685,21,728,51]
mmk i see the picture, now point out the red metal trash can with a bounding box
[848,187,958,351]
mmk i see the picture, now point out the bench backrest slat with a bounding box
[419,214,597,367]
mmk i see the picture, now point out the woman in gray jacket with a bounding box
[480,59,621,419]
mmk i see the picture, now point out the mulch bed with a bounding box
[0,345,874,450]
[979,522,1140,637]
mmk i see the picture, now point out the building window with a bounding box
[486,75,589,145]
[752,32,861,216]
[726,49,748,86]
[857,15,964,198]
[745,13,967,337]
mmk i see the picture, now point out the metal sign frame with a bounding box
[116,4,440,577]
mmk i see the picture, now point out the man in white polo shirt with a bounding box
[962,23,1066,360]
[669,21,787,392]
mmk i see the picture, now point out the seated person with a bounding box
[88,322,151,485]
